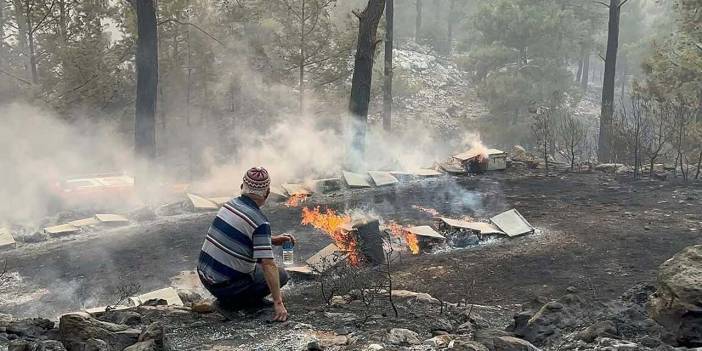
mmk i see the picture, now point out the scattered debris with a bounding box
[406,226,445,240]
[0,227,16,250]
[342,171,373,188]
[129,287,184,307]
[439,217,505,236]
[268,186,290,203]
[299,243,347,274]
[367,171,400,187]
[438,160,468,175]
[411,168,444,177]
[208,197,232,206]
[44,223,80,237]
[95,214,129,225]
[186,193,218,210]
[282,183,312,196]
[306,178,342,193]
[453,148,507,172]
[68,217,101,227]
[490,209,535,237]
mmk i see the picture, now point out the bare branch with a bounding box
[158,18,226,47]
[31,0,57,34]
[618,0,630,8]
[594,0,610,8]
[0,67,32,85]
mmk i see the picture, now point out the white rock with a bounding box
[387,328,421,345]
[424,334,452,347]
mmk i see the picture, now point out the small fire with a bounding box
[285,193,309,207]
[412,205,440,217]
[301,207,360,265]
[387,221,420,255]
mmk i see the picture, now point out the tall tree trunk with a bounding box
[133,0,159,186]
[619,64,627,98]
[185,28,193,181]
[349,0,386,164]
[581,50,590,90]
[0,2,4,67]
[598,0,622,163]
[299,0,306,114]
[383,0,393,131]
[415,0,422,43]
[576,58,583,83]
[23,0,38,85]
[447,0,456,56]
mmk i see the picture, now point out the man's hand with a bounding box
[260,258,288,322]
[271,233,296,246]
[273,300,288,321]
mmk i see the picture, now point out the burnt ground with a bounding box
[1,170,701,319]
[395,172,702,305]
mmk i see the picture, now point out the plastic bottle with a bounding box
[282,240,294,266]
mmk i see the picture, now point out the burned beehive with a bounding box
[341,218,385,266]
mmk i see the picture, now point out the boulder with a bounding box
[649,245,702,347]
[512,300,579,345]
[101,310,142,326]
[474,328,513,350]
[511,145,528,161]
[594,163,629,174]
[424,334,452,347]
[84,339,109,351]
[391,290,440,304]
[138,322,164,350]
[448,339,489,351]
[0,313,13,327]
[6,318,54,338]
[7,340,67,351]
[387,328,421,345]
[575,320,618,343]
[39,340,68,351]
[59,313,140,351]
[493,336,540,351]
[124,340,158,351]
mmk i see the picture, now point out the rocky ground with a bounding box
[2,244,700,351]
[1,166,701,350]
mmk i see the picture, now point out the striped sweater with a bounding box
[197,195,274,284]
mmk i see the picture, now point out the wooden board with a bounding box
[342,171,373,188]
[368,171,399,187]
[490,209,534,237]
[208,196,232,206]
[0,227,16,250]
[439,218,505,235]
[95,214,129,224]
[69,217,101,227]
[44,223,80,236]
[305,243,346,272]
[412,169,443,177]
[187,193,218,210]
[406,226,445,239]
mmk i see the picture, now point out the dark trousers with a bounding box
[200,264,289,307]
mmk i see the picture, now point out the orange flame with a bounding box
[285,193,309,207]
[387,221,421,255]
[412,205,440,217]
[301,207,361,265]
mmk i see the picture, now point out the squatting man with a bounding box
[197,167,294,321]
